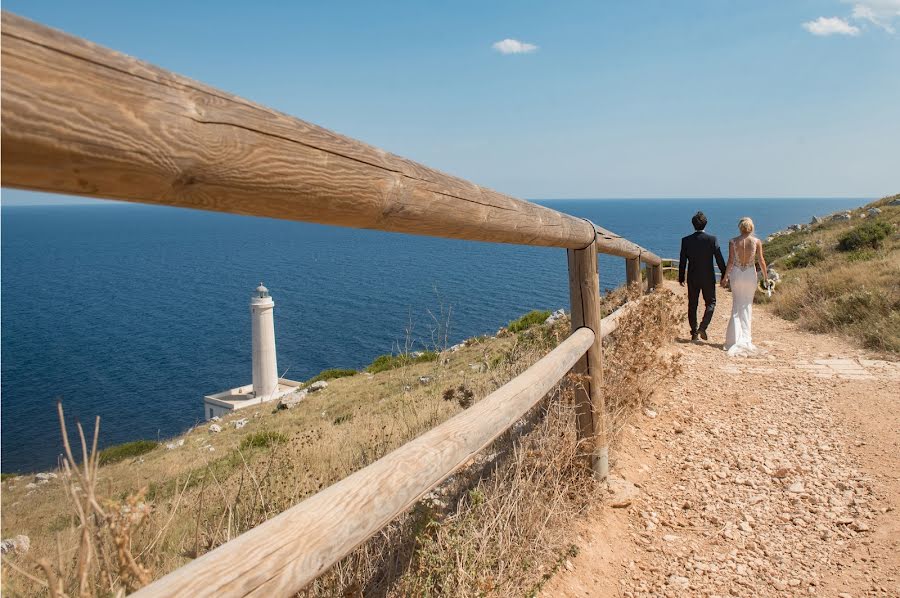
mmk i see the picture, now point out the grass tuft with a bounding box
[508,310,551,333]
[98,439,158,465]
[239,430,287,450]
[365,351,437,374]
[306,368,357,385]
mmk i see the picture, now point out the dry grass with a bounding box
[763,194,900,353]
[1,289,681,597]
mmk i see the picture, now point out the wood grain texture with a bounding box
[567,241,607,478]
[625,257,642,289]
[648,264,664,289]
[594,225,661,265]
[131,328,595,597]
[1,12,599,248]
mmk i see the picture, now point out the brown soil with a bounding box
[544,282,900,598]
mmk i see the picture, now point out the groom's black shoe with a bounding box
[691,332,699,342]
[699,329,708,341]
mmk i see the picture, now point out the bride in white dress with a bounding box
[721,217,768,357]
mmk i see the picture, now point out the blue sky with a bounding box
[2,0,898,205]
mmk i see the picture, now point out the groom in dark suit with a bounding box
[678,211,727,342]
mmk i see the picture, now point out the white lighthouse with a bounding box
[203,283,301,420]
[251,283,278,398]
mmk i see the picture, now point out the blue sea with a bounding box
[1,198,865,472]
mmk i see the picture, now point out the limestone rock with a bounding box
[278,390,308,410]
[165,439,185,450]
[607,476,639,508]
[545,308,567,325]
[308,381,328,392]
[233,418,249,429]
[418,376,432,385]
[0,535,30,555]
[209,424,222,433]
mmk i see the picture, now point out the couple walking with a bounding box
[678,211,768,356]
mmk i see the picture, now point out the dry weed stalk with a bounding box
[11,403,156,597]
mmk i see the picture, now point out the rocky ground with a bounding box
[546,282,900,598]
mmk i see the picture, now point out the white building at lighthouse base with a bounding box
[203,283,302,420]
[203,379,302,420]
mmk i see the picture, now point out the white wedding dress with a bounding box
[725,237,759,357]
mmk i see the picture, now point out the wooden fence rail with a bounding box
[0,10,667,596]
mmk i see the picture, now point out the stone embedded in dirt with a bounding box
[165,439,185,450]
[644,408,658,419]
[788,481,805,493]
[607,476,639,508]
[667,575,689,589]
[662,534,678,543]
[773,467,792,478]
[418,376,432,385]
[850,520,870,532]
[0,535,30,555]
[308,380,328,392]
[34,472,57,483]
[209,424,222,433]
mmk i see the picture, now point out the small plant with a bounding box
[846,248,877,262]
[508,310,551,333]
[442,384,475,408]
[332,413,353,426]
[98,439,158,465]
[838,220,893,251]
[782,244,824,269]
[306,368,357,385]
[366,351,437,374]
[239,430,287,450]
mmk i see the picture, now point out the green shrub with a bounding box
[306,368,357,385]
[239,430,287,450]
[98,439,158,465]
[366,351,438,374]
[846,248,877,262]
[1,473,17,482]
[508,310,551,333]
[838,220,893,251]
[782,244,824,269]
[764,230,811,262]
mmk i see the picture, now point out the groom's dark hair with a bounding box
[691,211,708,231]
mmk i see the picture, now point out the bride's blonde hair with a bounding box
[738,217,754,234]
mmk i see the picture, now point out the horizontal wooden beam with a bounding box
[132,327,596,597]
[2,12,662,262]
[594,225,662,266]
[1,12,596,249]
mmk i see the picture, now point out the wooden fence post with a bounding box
[647,264,663,290]
[568,240,608,479]
[625,257,641,291]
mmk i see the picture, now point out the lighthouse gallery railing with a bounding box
[1,11,664,597]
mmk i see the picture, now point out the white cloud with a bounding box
[844,0,900,33]
[492,38,538,54]
[802,16,861,35]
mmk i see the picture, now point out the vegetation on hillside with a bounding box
[97,439,158,465]
[365,350,438,373]
[1,288,681,597]
[305,367,358,385]
[763,193,900,353]
[507,309,551,332]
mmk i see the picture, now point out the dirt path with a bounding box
[545,282,900,598]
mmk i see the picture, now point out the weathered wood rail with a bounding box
[1,11,666,596]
